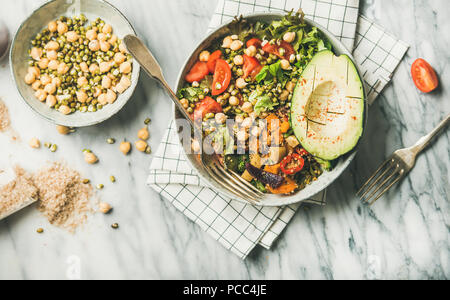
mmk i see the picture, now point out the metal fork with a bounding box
[358,114,450,205]
[123,35,264,204]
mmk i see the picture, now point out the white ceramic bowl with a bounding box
[10,0,140,127]
[174,13,368,207]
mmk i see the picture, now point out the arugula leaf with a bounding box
[252,92,276,116]
[177,86,204,101]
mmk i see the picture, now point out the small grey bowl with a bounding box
[175,13,368,207]
[10,0,140,127]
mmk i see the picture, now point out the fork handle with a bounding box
[410,114,450,155]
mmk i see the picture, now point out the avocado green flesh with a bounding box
[291,50,364,161]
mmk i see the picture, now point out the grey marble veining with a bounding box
[0,0,448,280]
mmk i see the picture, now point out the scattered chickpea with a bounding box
[199,50,210,62]
[244,45,257,57]
[84,151,98,164]
[120,61,132,74]
[48,21,57,32]
[66,31,79,42]
[30,47,42,60]
[100,41,110,52]
[241,102,253,113]
[229,96,239,106]
[88,40,100,51]
[100,61,112,73]
[48,59,59,70]
[57,62,69,74]
[99,202,112,214]
[31,80,41,91]
[34,89,47,102]
[45,41,59,51]
[135,140,147,152]
[114,52,126,64]
[29,137,41,149]
[59,105,71,115]
[286,81,296,93]
[46,94,57,107]
[97,33,107,41]
[215,113,227,124]
[40,74,51,85]
[180,98,189,109]
[119,141,131,155]
[89,63,99,74]
[236,77,248,89]
[119,42,128,53]
[137,127,149,140]
[280,90,290,101]
[57,22,68,34]
[191,139,201,153]
[38,58,49,69]
[102,76,112,89]
[56,125,74,135]
[46,50,58,60]
[222,36,233,48]
[44,83,56,95]
[24,72,36,85]
[102,24,112,34]
[76,90,88,103]
[280,59,291,70]
[86,29,97,40]
[28,66,40,77]
[230,40,243,51]
[283,31,296,43]
[233,55,244,66]
[106,89,117,104]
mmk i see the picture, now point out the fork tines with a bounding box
[357,156,405,205]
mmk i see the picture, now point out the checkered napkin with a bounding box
[147,0,408,259]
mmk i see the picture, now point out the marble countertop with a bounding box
[0,0,448,280]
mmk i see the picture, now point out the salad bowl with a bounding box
[174,12,368,207]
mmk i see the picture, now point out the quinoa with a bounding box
[0,98,10,132]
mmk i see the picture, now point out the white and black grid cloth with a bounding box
[147,0,409,259]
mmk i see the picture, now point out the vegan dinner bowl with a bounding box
[175,11,368,206]
[10,0,140,127]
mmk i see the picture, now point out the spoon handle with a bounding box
[123,35,194,127]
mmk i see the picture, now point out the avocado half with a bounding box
[291,50,365,161]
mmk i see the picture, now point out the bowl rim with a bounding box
[9,0,140,127]
[173,12,368,207]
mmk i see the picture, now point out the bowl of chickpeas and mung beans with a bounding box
[10,0,140,127]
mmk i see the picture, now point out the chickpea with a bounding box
[109,34,118,44]
[48,21,57,32]
[40,74,51,85]
[229,96,239,106]
[38,58,49,69]
[100,41,110,52]
[119,75,131,88]
[119,61,132,74]
[119,141,131,155]
[98,93,108,105]
[44,83,56,95]
[114,52,126,64]
[235,115,244,123]
[286,81,296,93]
[80,62,89,73]
[191,139,201,153]
[241,117,253,128]
[84,151,98,164]
[98,202,112,214]
[215,113,227,124]
[241,102,253,113]
[93,86,102,98]
[46,94,57,107]
[24,72,36,85]
[56,125,71,135]
[102,76,112,89]
[46,50,58,60]
[233,55,244,66]
[86,29,97,41]
[99,61,112,73]
[280,59,290,70]
[102,23,112,34]
[199,50,210,62]
[29,138,40,149]
[244,45,257,57]
[106,89,117,104]
[34,89,47,102]
[66,31,79,43]
[237,130,248,141]
[135,140,147,152]
[89,63,100,74]
[48,59,59,70]
[31,80,41,91]
[58,105,71,115]
[279,90,290,101]
[115,84,126,94]
[77,76,88,87]
[76,90,88,103]
[231,35,239,40]
[137,127,149,140]
[52,77,61,87]
[28,66,40,77]
[236,77,247,89]
[45,40,59,51]
[230,40,243,51]
[119,42,128,53]
[57,62,69,74]
[97,33,107,41]
[89,40,100,52]
[30,47,42,60]
[283,31,296,43]
[180,98,189,109]
[57,22,68,34]
[222,36,233,48]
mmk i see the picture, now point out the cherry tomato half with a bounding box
[193,96,223,121]
[262,40,295,60]
[280,153,305,175]
[211,59,231,96]
[185,61,209,83]
[207,50,222,74]
[243,55,263,79]
[411,58,439,93]
[246,38,262,48]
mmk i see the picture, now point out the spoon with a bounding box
[0,20,9,61]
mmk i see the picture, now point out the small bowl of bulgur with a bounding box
[10,0,140,127]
